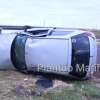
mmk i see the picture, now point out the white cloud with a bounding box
[0,0,100,29]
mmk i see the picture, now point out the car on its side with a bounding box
[11,28,97,78]
[0,27,97,79]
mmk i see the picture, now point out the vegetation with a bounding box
[0,71,100,100]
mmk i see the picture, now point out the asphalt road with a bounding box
[96,34,100,64]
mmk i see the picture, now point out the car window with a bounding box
[27,30,48,35]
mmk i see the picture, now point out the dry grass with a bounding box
[0,70,100,100]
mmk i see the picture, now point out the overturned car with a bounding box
[0,27,97,79]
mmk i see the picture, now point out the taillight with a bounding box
[84,32,95,39]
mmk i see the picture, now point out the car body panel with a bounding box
[25,37,71,75]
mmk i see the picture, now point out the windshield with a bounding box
[27,30,49,35]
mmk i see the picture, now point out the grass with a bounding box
[74,81,100,99]
[0,71,100,100]
[42,81,100,100]
[91,29,100,34]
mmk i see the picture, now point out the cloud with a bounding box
[0,0,100,29]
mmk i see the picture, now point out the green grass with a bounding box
[74,81,100,99]
[43,90,82,100]
[40,81,100,100]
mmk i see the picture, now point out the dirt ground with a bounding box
[0,70,100,100]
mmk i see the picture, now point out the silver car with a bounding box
[0,27,97,79]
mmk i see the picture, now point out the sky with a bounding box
[0,0,100,29]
